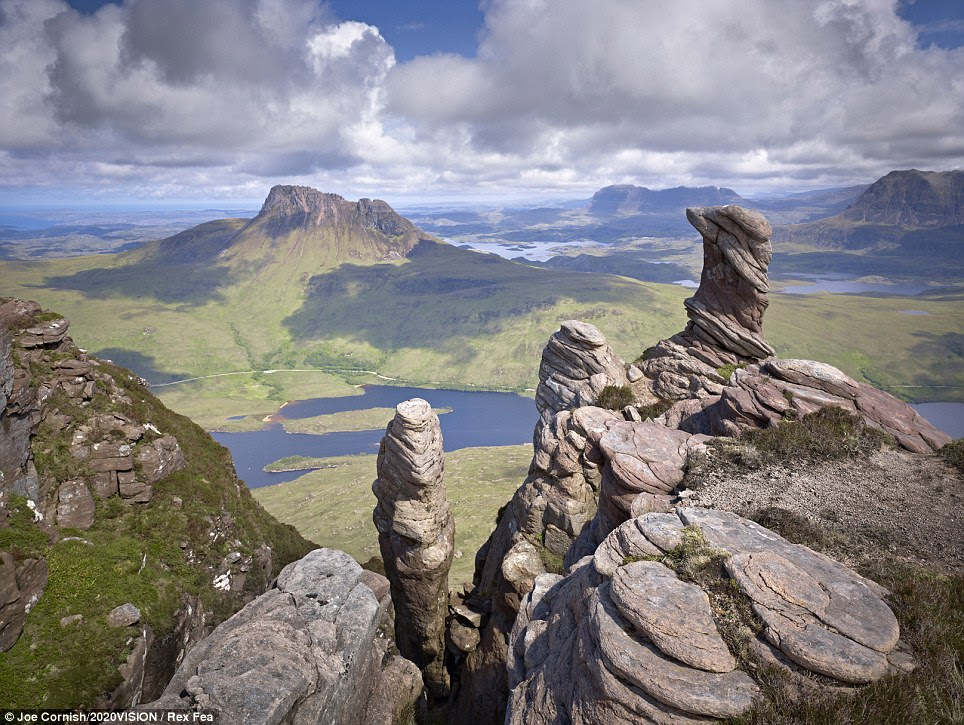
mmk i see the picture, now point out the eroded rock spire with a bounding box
[373,398,454,699]
[638,205,775,400]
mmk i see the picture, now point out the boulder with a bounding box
[146,549,421,725]
[56,480,95,530]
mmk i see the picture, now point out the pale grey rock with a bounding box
[109,602,141,628]
[373,399,454,699]
[149,549,421,725]
[610,562,736,673]
[56,479,95,530]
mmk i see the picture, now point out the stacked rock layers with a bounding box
[373,398,455,699]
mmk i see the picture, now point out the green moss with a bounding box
[716,363,746,382]
[597,384,634,411]
[0,494,50,559]
[0,354,313,709]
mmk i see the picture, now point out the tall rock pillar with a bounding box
[373,399,455,699]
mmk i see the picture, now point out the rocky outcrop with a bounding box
[667,358,951,453]
[536,320,630,428]
[148,549,421,725]
[0,553,48,652]
[373,399,454,699]
[0,298,315,708]
[507,508,911,724]
[452,321,636,724]
[636,205,775,400]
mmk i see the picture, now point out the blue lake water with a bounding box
[911,402,964,439]
[212,385,538,488]
[778,274,931,296]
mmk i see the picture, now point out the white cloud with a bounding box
[0,0,961,200]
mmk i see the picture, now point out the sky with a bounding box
[1,0,962,206]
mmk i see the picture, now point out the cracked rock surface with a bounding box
[507,508,909,723]
[148,549,421,725]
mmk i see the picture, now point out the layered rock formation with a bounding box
[637,205,775,400]
[373,399,455,699]
[450,205,950,721]
[148,549,421,725]
[452,321,633,723]
[507,509,912,724]
[666,358,951,453]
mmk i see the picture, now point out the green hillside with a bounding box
[0,186,960,429]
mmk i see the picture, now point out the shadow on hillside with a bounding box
[41,262,235,304]
[94,348,186,385]
[283,240,646,360]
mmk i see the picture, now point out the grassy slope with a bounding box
[253,445,532,585]
[0,360,312,708]
[0,238,960,410]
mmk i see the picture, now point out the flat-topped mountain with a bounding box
[836,169,964,227]
[142,185,430,267]
[590,184,747,216]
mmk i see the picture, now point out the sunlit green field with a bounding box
[253,445,532,585]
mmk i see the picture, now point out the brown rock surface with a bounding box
[373,398,454,699]
[637,205,775,400]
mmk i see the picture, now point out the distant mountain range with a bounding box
[588,184,747,216]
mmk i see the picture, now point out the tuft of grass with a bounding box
[717,363,747,382]
[939,439,964,473]
[596,384,634,411]
[536,543,564,575]
[688,408,892,484]
[636,399,673,420]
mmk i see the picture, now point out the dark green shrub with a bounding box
[596,384,633,410]
[939,438,964,473]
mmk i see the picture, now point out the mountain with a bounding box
[772,170,964,278]
[589,184,747,216]
[139,185,430,267]
[836,169,964,227]
[0,298,313,708]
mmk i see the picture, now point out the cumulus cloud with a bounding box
[386,0,964,191]
[0,0,961,199]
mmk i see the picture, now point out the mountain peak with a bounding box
[255,185,414,238]
[838,169,963,226]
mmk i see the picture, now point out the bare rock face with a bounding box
[507,508,910,724]
[55,480,95,530]
[637,205,775,400]
[0,553,48,652]
[373,399,454,699]
[668,359,950,453]
[147,549,421,725]
[536,320,629,430]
